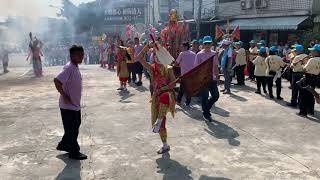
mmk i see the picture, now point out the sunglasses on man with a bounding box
[204,42,212,45]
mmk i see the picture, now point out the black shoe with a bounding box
[223,90,231,94]
[308,111,315,116]
[277,97,283,100]
[136,81,142,86]
[255,91,261,94]
[237,83,245,86]
[202,115,212,122]
[286,102,297,107]
[263,90,267,94]
[269,95,274,99]
[296,112,307,118]
[69,152,87,160]
[56,144,70,152]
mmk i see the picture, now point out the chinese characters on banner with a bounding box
[104,7,144,23]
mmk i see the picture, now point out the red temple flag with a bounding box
[215,25,224,40]
[232,25,240,40]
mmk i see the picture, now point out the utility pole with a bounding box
[192,0,195,16]
[152,0,155,25]
[196,0,202,38]
[145,0,149,26]
[168,0,172,12]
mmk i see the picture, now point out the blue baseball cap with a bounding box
[203,36,213,43]
[292,44,304,52]
[269,46,278,52]
[308,44,320,52]
[258,47,266,53]
[249,40,256,44]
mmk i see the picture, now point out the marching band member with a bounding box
[253,47,268,94]
[265,46,285,100]
[248,40,258,81]
[297,44,320,117]
[287,44,308,107]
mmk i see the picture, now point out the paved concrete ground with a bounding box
[0,65,319,180]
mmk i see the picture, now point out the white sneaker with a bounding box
[152,118,162,133]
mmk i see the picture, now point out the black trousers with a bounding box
[266,76,281,97]
[235,65,246,85]
[256,76,266,92]
[58,109,81,153]
[299,74,317,115]
[248,61,255,80]
[177,82,191,105]
[127,63,136,82]
[290,72,303,105]
[200,80,220,117]
[134,62,143,76]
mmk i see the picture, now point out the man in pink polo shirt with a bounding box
[176,41,196,106]
[54,45,87,160]
[194,36,220,122]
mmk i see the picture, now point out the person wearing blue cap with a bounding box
[234,41,246,85]
[194,35,220,122]
[265,46,285,100]
[248,40,258,81]
[297,44,320,117]
[253,47,268,94]
[287,44,308,107]
[257,40,269,54]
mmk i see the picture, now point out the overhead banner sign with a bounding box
[104,7,145,24]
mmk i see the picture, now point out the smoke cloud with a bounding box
[0,0,59,18]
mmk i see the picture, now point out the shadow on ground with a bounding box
[176,105,203,121]
[212,106,230,117]
[205,120,240,146]
[176,96,230,120]
[118,91,135,103]
[156,153,193,180]
[55,153,81,180]
[229,93,248,102]
[199,175,231,180]
[134,85,149,92]
[231,84,257,93]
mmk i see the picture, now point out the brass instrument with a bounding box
[296,77,320,104]
[292,55,311,66]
